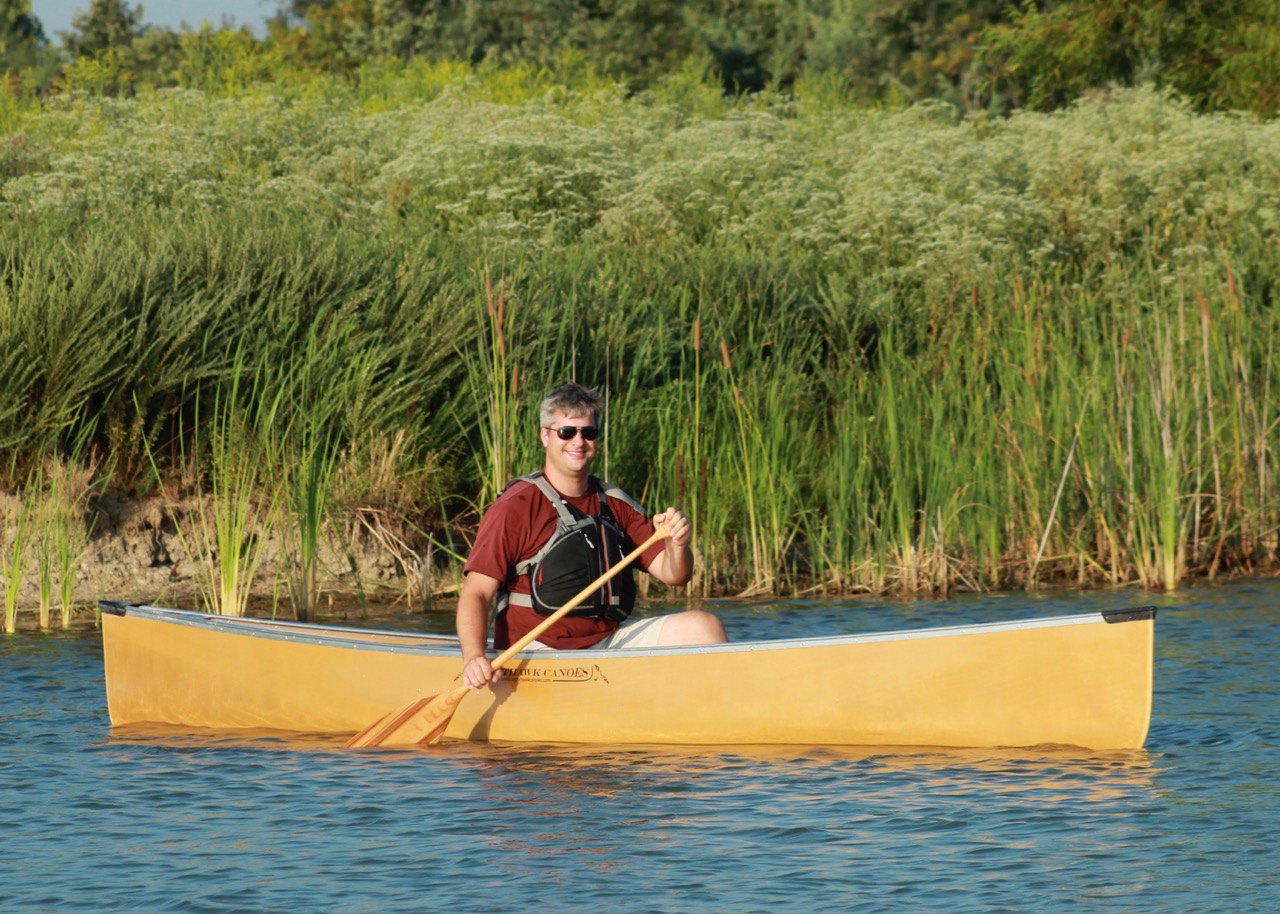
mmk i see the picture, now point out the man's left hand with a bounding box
[654,508,692,547]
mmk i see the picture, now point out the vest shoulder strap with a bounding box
[502,471,644,522]
[503,471,643,581]
[596,478,644,515]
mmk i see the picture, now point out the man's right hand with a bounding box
[462,654,501,690]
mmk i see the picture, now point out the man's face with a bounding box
[541,410,598,477]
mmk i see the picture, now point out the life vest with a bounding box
[499,471,641,622]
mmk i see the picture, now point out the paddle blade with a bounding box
[344,688,466,748]
[343,696,431,748]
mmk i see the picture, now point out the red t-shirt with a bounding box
[463,477,665,650]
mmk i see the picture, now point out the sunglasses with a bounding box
[547,425,600,441]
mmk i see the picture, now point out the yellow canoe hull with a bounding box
[100,603,1155,749]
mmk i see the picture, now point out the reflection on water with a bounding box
[106,722,1162,801]
[106,722,353,752]
[3,581,1278,913]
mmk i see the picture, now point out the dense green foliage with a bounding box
[0,0,49,73]
[984,0,1280,116]
[7,1,1280,116]
[2,57,1277,602]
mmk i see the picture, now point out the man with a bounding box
[457,383,726,689]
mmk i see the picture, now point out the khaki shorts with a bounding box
[526,615,668,651]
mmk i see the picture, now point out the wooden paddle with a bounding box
[344,522,672,748]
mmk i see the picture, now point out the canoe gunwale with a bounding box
[98,600,1156,660]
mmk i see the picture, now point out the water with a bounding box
[2,581,1278,913]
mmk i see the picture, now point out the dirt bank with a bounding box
[2,495,436,622]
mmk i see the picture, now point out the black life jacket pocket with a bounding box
[530,523,636,621]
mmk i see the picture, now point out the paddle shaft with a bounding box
[484,522,671,674]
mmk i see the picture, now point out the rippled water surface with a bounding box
[2,581,1278,913]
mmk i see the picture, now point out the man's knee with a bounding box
[659,609,726,646]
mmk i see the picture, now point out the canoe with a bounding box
[98,602,1155,750]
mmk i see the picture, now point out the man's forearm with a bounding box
[652,542,694,587]
[456,593,491,659]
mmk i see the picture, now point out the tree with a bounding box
[784,0,1015,108]
[685,0,780,93]
[268,0,451,72]
[1,0,47,70]
[63,0,144,58]
[981,0,1280,116]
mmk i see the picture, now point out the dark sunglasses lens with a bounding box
[555,425,599,440]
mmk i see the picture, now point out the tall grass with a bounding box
[806,368,876,593]
[714,339,809,594]
[660,315,716,595]
[29,463,54,629]
[166,352,282,617]
[0,459,97,631]
[717,340,765,592]
[467,278,523,507]
[1,68,1277,602]
[48,456,100,629]
[266,332,347,622]
[2,487,34,633]
[457,264,589,508]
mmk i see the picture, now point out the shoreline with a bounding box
[2,494,438,625]
[4,493,1277,632]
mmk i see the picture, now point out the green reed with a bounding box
[2,486,33,634]
[805,369,875,592]
[1130,305,1189,590]
[717,339,766,592]
[12,466,53,631]
[149,350,281,617]
[203,408,278,617]
[457,263,589,509]
[34,511,53,631]
[17,453,99,631]
[645,313,715,595]
[50,456,98,629]
[468,277,522,507]
[281,431,336,621]
[686,318,711,594]
[741,357,816,593]
[1192,266,1279,567]
[265,330,347,622]
[874,330,923,590]
[849,325,981,594]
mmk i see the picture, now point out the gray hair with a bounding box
[539,383,603,428]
